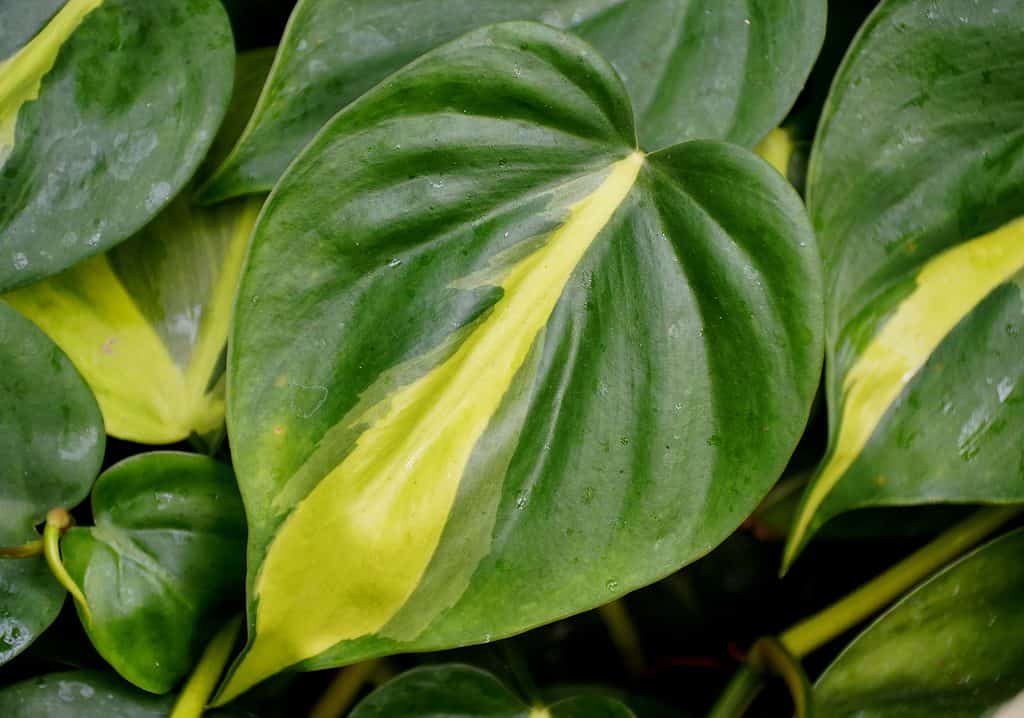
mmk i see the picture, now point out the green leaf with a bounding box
[197,0,826,203]
[784,0,1024,567]
[60,452,246,694]
[3,45,271,445]
[350,664,634,718]
[0,0,234,292]
[0,670,256,717]
[0,301,104,666]
[219,21,823,701]
[815,528,1024,717]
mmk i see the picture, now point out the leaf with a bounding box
[0,670,256,717]
[219,21,822,701]
[349,664,634,718]
[814,528,1024,717]
[0,302,104,666]
[197,0,826,203]
[784,0,1024,567]
[4,44,271,445]
[4,193,261,444]
[0,0,234,292]
[59,452,246,693]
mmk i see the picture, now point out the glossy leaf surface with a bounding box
[61,453,246,693]
[350,664,633,717]
[0,0,234,291]
[0,670,254,717]
[0,302,104,666]
[815,528,1024,717]
[785,0,1024,566]
[221,22,822,700]
[198,0,825,202]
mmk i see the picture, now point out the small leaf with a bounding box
[0,302,104,666]
[785,0,1024,567]
[815,528,1024,717]
[198,0,825,202]
[61,452,246,694]
[0,0,234,291]
[349,664,633,718]
[220,21,822,700]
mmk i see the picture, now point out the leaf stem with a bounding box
[43,508,91,624]
[597,599,646,678]
[171,615,243,718]
[308,660,380,718]
[0,538,44,558]
[706,505,1022,718]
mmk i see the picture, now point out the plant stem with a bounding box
[749,638,811,718]
[780,504,1021,657]
[43,508,91,624]
[171,615,243,718]
[0,538,43,558]
[308,660,380,718]
[597,599,646,678]
[706,505,1022,718]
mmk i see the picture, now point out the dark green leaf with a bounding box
[198,0,825,202]
[0,0,234,291]
[0,670,256,717]
[815,528,1024,717]
[350,664,633,718]
[60,452,246,693]
[219,21,822,700]
[784,0,1024,566]
[0,302,104,666]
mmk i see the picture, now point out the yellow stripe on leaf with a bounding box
[0,0,102,166]
[4,197,261,444]
[785,216,1024,567]
[219,152,646,702]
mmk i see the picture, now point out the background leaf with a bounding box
[785,0,1024,565]
[0,302,104,666]
[61,452,246,693]
[350,664,633,718]
[0,0,234,291]
[0,669,256,717]
[198,0,825,202]
[220,21,822,701]
[815,528,1024,717]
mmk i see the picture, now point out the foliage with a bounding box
[0,1,1021,717]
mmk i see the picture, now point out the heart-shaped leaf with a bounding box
[0,0,234,292]
[350,664,633,718]
[4,48,271,445]
[0,302,104,666]
[197,0,825,203]
[219,21,822,701]
[815,528,1024,717]
[784,0,1024,567]
[0,670,255,717]
[60,452,246,693]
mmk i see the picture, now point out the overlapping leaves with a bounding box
[198,0,826,202]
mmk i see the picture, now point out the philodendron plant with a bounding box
[0,1,1021,717]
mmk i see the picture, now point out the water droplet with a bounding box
[387,257,402,268]
[606,579,619,592]
[515,493,528,510]
[12,253,27,270]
